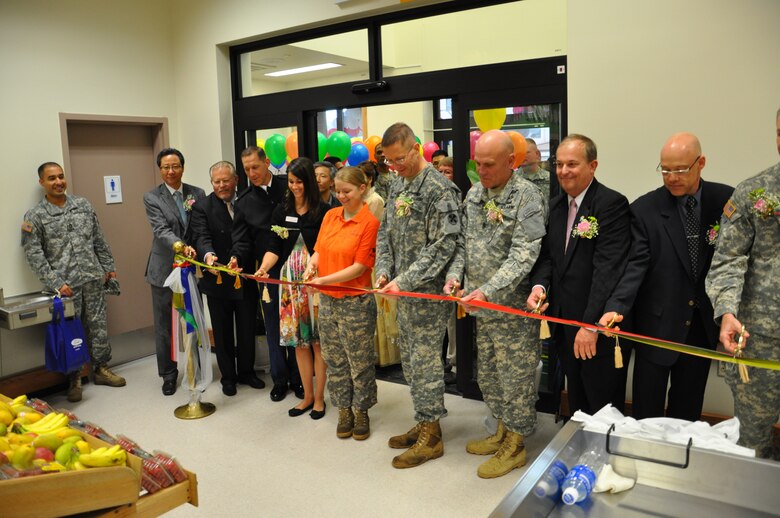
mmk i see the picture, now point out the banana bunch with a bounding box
[21,411,69,435]
[79,444,127,468]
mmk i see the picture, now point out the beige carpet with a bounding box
[42,354,562,517]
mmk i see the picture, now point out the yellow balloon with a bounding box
[351,137,363,144]
[474,108,507,132]
[256,138,265,150]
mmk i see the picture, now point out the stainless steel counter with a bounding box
[492,420,780,517]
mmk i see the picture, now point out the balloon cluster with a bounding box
[257,131,386,168]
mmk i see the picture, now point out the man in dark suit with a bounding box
[144,148,206,396]
[600,133,733,421]
[527,134,631,416]
[228,146,302,402]
[189,161,265,397]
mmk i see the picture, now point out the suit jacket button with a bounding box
[688,300,695,306]
[684,320,691,326]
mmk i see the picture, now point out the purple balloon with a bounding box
[347,142,369,166]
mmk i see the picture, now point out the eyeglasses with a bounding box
[656,156,700,175]
[384,147,415,167]
[160,164,183,172]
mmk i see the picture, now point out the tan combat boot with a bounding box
[388,422,421,449]
[67,372,82,402]
[477,430,527,479]
[353,409,370,441]
[466,419,507,455]
[337,408,354,439]
[93,365,126,387]
[391,420,443,469]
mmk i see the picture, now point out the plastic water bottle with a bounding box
[560,448,606,505]
[534,443,579,498]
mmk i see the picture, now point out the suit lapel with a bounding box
[660,188,695,281]
[562,180,598,271]
[548,193,567,263]
[159,184,184,229]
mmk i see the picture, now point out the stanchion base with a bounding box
[174,401,216,420]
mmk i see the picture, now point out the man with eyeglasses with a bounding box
[372,143,393,201]
[189,161,263,397]
[375,122,461,469]
[706,109,780,459]
[527,134,630,417]
[144,148,206,396]
[598,132,732,422]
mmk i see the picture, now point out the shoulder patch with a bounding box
[21,221,33,233]
[723,199,737,220]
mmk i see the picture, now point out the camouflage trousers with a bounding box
[476,314,540,435]
[396,297,450,422]
[71,279,111,367]
[319,294,378,411]
[726,332,780,460]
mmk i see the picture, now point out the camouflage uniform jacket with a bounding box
[22,195,115,291]
[375,164,461,293]
[519,167,550,200]
[447,172,547,313]
[374,169,394,201]
[706,162,780,338]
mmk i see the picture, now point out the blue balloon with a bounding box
[347,142,369,166]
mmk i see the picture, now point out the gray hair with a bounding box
[209,160,236,179]
[313,161,338,180]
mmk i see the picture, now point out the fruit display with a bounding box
[0,395,128,479]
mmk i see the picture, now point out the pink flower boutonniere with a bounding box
[706,223,720,246]
[571,216,599,240]
[395,193,414,217]
[748,188,778,219]
[183,194,196,212]
[483,199,504,224]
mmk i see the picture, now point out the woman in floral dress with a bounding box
[256,157,331,419]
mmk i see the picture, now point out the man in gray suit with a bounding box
[144,148,206,396]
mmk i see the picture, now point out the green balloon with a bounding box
[317,132,327,161]
[466,159,479,184]
[415,135,421,145]
[327,131,351,161]
[265,134,287,165]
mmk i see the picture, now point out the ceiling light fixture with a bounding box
[265,62,342,77]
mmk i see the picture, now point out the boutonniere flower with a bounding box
[271,225,289,239]
[395,193,414,217]
[483,199,504,224]
[183,194,196,211]
[748,188,778,219]
[571,216,599,239]
[706,223,720,246]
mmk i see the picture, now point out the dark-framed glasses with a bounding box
[657,156,700,175]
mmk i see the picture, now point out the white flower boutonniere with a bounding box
[484,199,504,224]
[271,225,289,239]
[571,216,599,239]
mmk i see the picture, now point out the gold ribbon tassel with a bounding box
[735,325,750,384]
[606,313,623,369]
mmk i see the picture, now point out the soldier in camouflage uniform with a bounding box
[372,143,394,202]
[445,131,547,478]
[375,122,461,469]
[22,162,126,402]
[705,110,780,460]
[519,138,551,200]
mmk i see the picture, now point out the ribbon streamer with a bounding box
[174,254,780,372]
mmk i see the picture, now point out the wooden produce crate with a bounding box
[0,394,197,517]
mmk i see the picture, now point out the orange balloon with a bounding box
[507,131,527,168]
[285,132,299,160]
[364,135,382,161]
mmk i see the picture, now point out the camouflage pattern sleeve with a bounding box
[443,197,467,284]
[87,202,115,273]
[21,211,64,290]
[374,203,395,281]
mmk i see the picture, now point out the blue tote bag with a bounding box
[45,297,90,374]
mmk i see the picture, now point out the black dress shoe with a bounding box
[270,384,288,402]
[288,402,314,417]
[310,403,326,420]
[291,383,305,399]
[222,383,237,396]
[162,379,176,396]
[237,374,266,389]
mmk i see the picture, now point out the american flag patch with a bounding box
[21,221,33,233]
[723,199,737,220]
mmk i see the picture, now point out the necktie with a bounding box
[226,200,234,220]
[564,199,578,252]
[685,195,700,277]
[173,191,187,224]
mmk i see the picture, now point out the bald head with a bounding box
[659,132,705,196]
[474,130,515,189]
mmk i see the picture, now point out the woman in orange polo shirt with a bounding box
[306,166,380,441]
